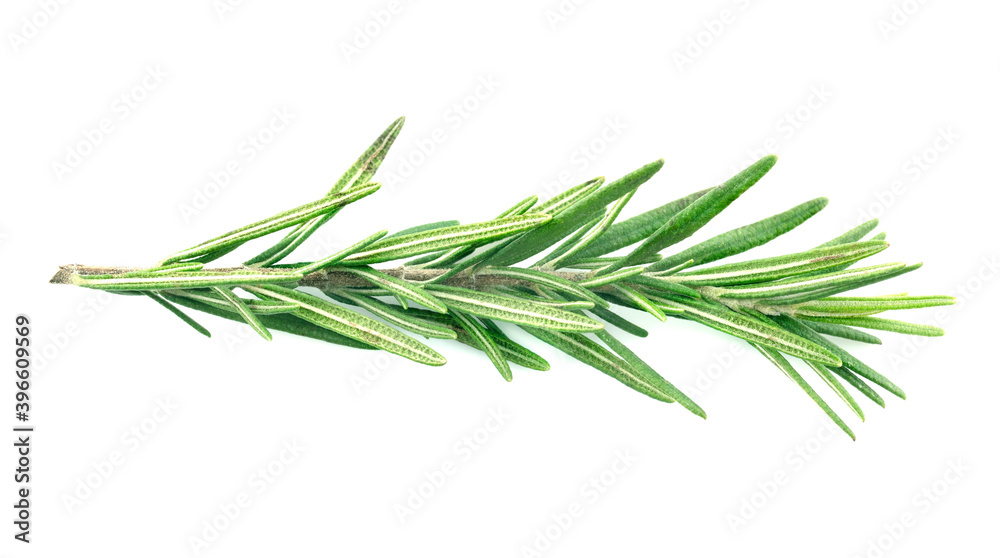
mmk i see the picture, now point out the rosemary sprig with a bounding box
[50,118,957,439]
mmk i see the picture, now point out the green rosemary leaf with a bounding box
[664,299,841,366]
[803,315,945,337]
[145,292,212,337]
[211,286,272,341]
[533,177,604,214]
[484,266,607,308]
[296,230,389,275]
[625,274,702,299]
[774,316,905,399]
[672,241,889,287]
[751,343,855,440]
[562,255,661,269]
[607,155,777,273]
[72,269,303,292]
[532,213,606,268]
[245,285,446,366]
[596,329,707,418]
[332,116,405,194]
[139,262,206,275]
[757,264,923,306]
[338,266,448,313]
[451,310,512,381]
[575,188,713,259]
[386,220,460,240]
[343,213,551,265]
[716,263,910,303]
[546,191,635,269]
[425,285,604,332]
[522,327,675,406]
[804,360,865,421]
[497,195,539,218]
[869,232,887,242]
[587,307,648,338]
[828,366,886,408]
[162,293,375,350]
[404,309,551,371]
[329,291,457,340]
[160,184,381,266]
[793,295,956,317]
[415,196,543,269]
[169,289,298,315]
[243,118,404,266]
[489,160,664,266]
[647,259,695,277]
[801,321,883,345]
[577,266,645,288]
[492,287,595,310]
[815,219,879,248]
[648,197,828,273]
[612,284,667,322]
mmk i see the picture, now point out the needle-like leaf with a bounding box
[245,117,404,266]
[774,316,905,399]
[451,310,512,381]
[245,285,446,365]
[751,343,855,440]
[489,160,664,266]
[802,321,883,345]
[160,184,381,265]
[534,177,604,214]
[664,299,842,366]
[330,291,457,340]
[545,191,635,269]
[595,329,706,418]
[146,292,212,337]
[425,285,604,332]
[671,241,889,287]
[339,266,448,313]
[483,266,607,308]
[575,188,713,259]
[211,286,272,341]
[343,213,551,265]
[72,269,303,291]
[815,219,879,248]
[803,315,945,337]
[648,197,828,273]
[296,230,389,275]
[605,155,777,273]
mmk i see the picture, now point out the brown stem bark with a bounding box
[48,264,594,291]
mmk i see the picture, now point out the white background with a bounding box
[2,1,998,556]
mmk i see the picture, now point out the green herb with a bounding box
[49,117,956,439]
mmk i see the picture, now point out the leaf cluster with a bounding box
[59,117,956,439]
